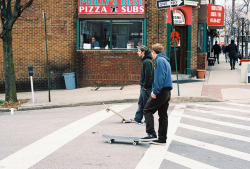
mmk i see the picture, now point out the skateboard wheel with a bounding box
[109,139,114,144]
[133,141,138,145]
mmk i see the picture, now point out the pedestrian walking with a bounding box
[140,43,173,145]
[211,41,221,64]
[228,40,238,70]
[131,45,154,124]
[225,43,229,62]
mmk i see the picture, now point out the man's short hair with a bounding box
[138,45,149,53]
[152,43,164,54]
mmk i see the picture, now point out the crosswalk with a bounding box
[136,102,250,169]
[1,102,250,169]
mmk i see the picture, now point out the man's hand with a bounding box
[151,93,156,99]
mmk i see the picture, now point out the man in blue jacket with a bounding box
[140,43,173,145]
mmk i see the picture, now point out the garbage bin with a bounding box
[62,72,76,90]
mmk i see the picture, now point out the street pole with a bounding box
[231,0,235,37]
[170,0,180,96]
[245,20,249,59]
[30,76,35,103]
[242,18,244,59]
[28,64,35,103]
[43,12,51,102]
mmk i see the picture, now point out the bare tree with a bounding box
[0,0,34,102]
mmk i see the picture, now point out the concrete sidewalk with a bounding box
[1,55,250,112]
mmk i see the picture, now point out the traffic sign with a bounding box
[157,0,184,10]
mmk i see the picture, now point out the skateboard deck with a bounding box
[102,134,140,145]
[103,103,134,123]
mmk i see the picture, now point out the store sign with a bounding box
[207,4,224,26]
[78,0,145,14]
[173,10,185,25]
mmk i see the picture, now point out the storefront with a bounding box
[165,3,197,76]
[0,0,200,91]
[198,3,224,70]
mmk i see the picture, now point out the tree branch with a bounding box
[20,0,34,13]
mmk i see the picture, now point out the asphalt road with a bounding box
[0,102,250,169]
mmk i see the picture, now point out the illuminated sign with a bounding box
[78,0,145,14]
[207,4,224,26]
[173,9,185,25]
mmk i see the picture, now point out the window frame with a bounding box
[197,23,207,53]
[76,18,147,51]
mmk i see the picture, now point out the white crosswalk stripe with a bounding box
[164,152,219,169]
[190,103,250,113]
[178,123,250,143]
[173,135,250,162]
[0,104,132,169]
[182,114,250,130]
[186,108,250,122]
[144,103,250,169]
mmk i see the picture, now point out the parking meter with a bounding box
[28,64,35,103]
[28,64,34,76]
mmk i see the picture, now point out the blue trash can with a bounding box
[62,72,76,90]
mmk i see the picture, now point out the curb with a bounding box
[1,96,222,112]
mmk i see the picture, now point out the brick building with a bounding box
[0,0,203,92]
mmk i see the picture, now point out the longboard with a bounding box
[102,134,140,145]
[103,103,134,123]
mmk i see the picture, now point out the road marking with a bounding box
[190,103,250,113]
[135,104,186,169]
[226,102,250,108]
[0,104,132,169]
[164,152,219,169]
[174,135,250,162]
[179,123,250,143]
[182,114,250,130]
[186,108,250,122]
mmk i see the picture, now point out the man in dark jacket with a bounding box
[228,40,238,70]
[211,41,222,64]
[140,43,172,145]
[131,45,154,124]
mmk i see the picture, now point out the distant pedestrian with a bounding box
[228,40,238,70]
[225,43,229,62]
[222,45,227,62]
[140,43,173,145]
[211,41,221,64]
[131,45,154,124]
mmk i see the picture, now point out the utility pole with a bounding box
[224,0,227,44]
[242,18,245,59]
[232,0,235,37]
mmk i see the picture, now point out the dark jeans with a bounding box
[230,56,236,69]
[214,53,220,63]
[143,88,171,141]
[134,87,152,123]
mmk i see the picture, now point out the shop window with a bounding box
[78,19,144,50]
[197,23,204,53]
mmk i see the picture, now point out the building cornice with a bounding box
[185,1,199,6]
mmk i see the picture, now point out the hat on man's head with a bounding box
[138,45,149,53]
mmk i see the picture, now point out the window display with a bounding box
[78,19,144,50]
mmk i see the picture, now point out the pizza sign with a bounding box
[78,0,145,14]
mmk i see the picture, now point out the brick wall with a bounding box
[75,51,141,86]
[197,53,208,70]
[191,5,198,76]
[0,0,199,91]
[0,0,77,92]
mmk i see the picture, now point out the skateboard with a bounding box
[103,103,134,123]
[102,134,140,145]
